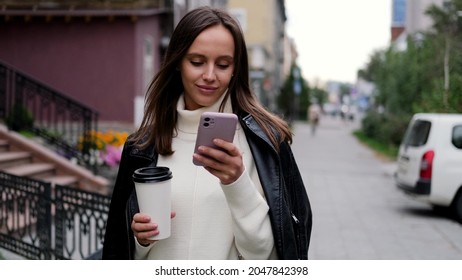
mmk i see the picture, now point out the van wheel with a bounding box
[451,190,462,223]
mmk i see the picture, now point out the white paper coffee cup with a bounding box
[133,166,172,240]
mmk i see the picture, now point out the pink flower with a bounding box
[100,145,122,167]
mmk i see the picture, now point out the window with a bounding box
[403,120,431,147]
[452,125,462,149]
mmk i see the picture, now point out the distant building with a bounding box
[355,77,376,111]
[325,81,342,105]
[172,0,228,26]
[391,0,406,41]
[228,0,286,112]
[405,0,446,34]
[391,0,446,50]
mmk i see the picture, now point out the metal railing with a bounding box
[0,171,110,260]
[0,61,99,173]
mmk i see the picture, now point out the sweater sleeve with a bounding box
[220,168,275,259]
[133,238,155,260]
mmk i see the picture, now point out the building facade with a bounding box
[228,0,286,112]
[0,1,173,126]
[405,0,446,34]
[392,0,447,48]
[391,0,406,41]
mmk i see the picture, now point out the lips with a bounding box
[196,84,218,93]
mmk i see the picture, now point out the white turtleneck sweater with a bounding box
[134,94,277,260]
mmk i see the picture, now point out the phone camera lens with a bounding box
[204,117,211,121]
[203,122,209,127]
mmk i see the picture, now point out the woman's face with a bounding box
[180,24,235,110]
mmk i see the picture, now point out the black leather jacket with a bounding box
[102,113,312,260]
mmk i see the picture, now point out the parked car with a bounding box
[395,113,462,222]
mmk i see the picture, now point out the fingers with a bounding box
[193,139,244,184]
[212,139,241,156]
[132,212,176,245]
[194,139,241,163]
[131,213,157,245]
[133,213,151,223]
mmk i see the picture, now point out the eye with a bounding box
[217,64,230,69]
[190,61,203,67]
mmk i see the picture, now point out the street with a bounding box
[291,115,462,259]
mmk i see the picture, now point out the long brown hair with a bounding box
[132,6,292,155]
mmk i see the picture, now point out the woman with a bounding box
[308,103,321,135]
[102,6,312,260]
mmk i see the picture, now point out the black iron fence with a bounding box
[0,171,110,260]
[0,61,99,173]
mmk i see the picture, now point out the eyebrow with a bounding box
[185,53,234,61]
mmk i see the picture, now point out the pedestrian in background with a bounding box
[308,103,321,135]
[102,6,312,260]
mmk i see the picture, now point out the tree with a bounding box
[310,87,328,108]
[425,0,462,111]
[356,0,462,152]
[278,63,310,122]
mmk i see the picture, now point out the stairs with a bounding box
[0,124,110,195]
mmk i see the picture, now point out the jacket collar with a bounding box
[240,113,278,154]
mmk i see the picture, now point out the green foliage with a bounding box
[279,74,294,118]
[359,0,462,116]
[278,64,310,121]
[298,79,310,120]
[5,103,34,131]
[361,111,411,151]
[353,130,399,160]
[361,111,384,139]
[279,64,331,122]
[310,87,328,106]
[377,114,411,146]
[18,130,35,138]
[355,0,462,159]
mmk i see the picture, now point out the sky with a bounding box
[285,0,392,85]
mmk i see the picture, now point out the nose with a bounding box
[202,65,216,81]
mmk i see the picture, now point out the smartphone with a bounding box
[193,112,238,166]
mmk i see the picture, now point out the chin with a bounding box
[197,96,221,106]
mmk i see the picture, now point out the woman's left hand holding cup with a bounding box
[131,212,176,246]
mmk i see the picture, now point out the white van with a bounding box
[395,113,462,222]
